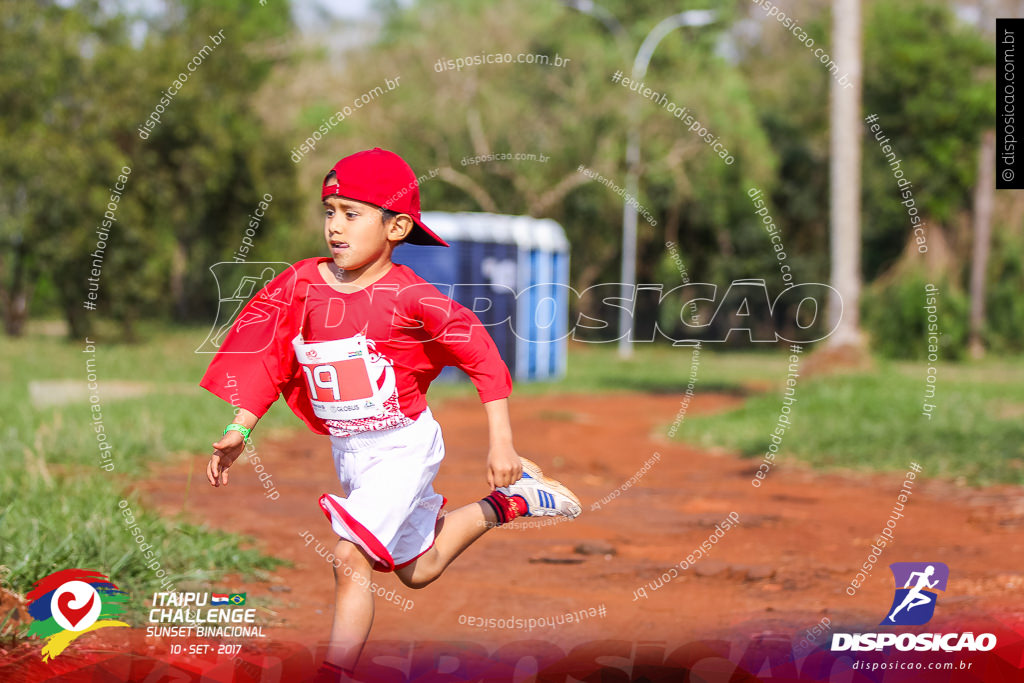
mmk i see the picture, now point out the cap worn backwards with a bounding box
[321,147,448,247]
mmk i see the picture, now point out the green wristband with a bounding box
[224,423,252,444]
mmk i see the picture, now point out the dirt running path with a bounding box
[136,391,1024,653]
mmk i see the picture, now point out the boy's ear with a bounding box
[387,214,414,242]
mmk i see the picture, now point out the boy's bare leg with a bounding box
[394,501,496,588]
[326,540,376,671]
[395,458,580,590]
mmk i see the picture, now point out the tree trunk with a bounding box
[171,239,188,321]
[1,185,35,337]
[63,291,93,340]
[968,129,996,358]
[826,0,864,350]
[0,236,34,337]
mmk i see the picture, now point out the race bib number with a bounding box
[292,334,384,419]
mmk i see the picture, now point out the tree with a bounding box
[327,0,775,340]
[0,0,304,339]
[860,0,994,279]
[0,0,138,338]
[103,0,302,331]
[968,130,995,358]
[855,0,995,359]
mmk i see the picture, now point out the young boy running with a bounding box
[199,148,581,678]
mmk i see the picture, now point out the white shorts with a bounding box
[318,407,447,572]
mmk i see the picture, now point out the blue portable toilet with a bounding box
[392,212,570,382]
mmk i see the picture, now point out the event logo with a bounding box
[829,561,994,653]
[25,569,129,661]
[882,562,948,626]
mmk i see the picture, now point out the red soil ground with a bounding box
[6,391,1024,680]
[144,392,1024,642]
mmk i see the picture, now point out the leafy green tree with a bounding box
[335,0,776,339]
[740,0,995,354]
[0,1,137,338]
[1,0,303,340]
[105,0,303,332]
[856,0,994,357]
[860,0,994,278]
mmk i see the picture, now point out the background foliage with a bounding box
[1,0,1008,354]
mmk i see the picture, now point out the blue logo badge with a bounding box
[882,562,949,626]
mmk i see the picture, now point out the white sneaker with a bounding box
[500,458,582,519]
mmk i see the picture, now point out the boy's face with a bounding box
[322,195,411,273]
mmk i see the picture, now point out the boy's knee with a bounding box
[396,569,437,590]
[398,576,432,590]
[331,540,369,579]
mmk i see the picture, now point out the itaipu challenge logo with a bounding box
[25,569,129,661]
[882,562,949,626]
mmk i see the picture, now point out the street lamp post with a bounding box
[565,2,716,359]
[617,10,716,359]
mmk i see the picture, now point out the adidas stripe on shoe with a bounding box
[500,457,582,519]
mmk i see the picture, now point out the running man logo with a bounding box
[195,262,293,354]
[882,562,949,626]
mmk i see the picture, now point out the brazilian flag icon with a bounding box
[229,593,246,605]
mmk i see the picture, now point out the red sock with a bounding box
[482,490,528,524]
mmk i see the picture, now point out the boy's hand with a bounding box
[207,430,246,487]
[487,443,523,489]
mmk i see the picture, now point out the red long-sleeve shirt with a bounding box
[199,257,512,436]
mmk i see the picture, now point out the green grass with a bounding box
[3,322,1022,618]
[674,356,1024,485]
[462,341,1024,486]
[1,325,298,475]
[427,341,773,402]
[0,471,284,623]
[0,324,291,611]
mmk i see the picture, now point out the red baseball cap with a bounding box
[321,148,448,247]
